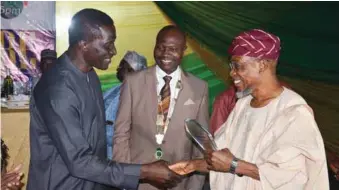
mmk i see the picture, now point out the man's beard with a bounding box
[236,88,253,99]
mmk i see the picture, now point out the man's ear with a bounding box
[79,40,88,52]
[259,59,269,73]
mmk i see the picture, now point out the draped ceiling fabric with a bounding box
[156,2,339,154]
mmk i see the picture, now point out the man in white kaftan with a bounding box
[169,28,329,190]
[210,87,329,189]
[207,29,330,190]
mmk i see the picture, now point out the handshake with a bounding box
[139,148,236,188]
[139,159,207,189]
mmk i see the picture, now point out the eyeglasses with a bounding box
[228,61,243,71]
[228,62,235,70]
[228,60,253,72]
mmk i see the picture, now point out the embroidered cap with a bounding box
[123,51,147,71]
[228,29,281,60]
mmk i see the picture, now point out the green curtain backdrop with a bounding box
[155,2,339,154]
[156,1,339,84]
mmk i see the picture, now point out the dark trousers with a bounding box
[202,174,210,190]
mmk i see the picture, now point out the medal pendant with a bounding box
[155,147,163,160]
[155,133,164,145]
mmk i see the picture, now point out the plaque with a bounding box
[184,118,217,153]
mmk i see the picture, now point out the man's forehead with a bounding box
[157,41,183,46]
[230,56,254,63]
[157,36,185,46]
[157,30,185,42]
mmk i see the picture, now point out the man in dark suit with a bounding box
[28,8,181,190]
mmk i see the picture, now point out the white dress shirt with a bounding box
[156,65,181,131]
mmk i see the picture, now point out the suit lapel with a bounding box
[163,70,193,143]
[145,66,158,131]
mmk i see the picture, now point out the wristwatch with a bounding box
[229,157,243,177]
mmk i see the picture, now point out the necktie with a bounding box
[159,75,172,122]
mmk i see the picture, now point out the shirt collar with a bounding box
[156,65,181,81]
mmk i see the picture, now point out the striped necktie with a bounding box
[159,75,172,122]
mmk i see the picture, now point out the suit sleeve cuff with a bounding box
[120,163,141,189]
